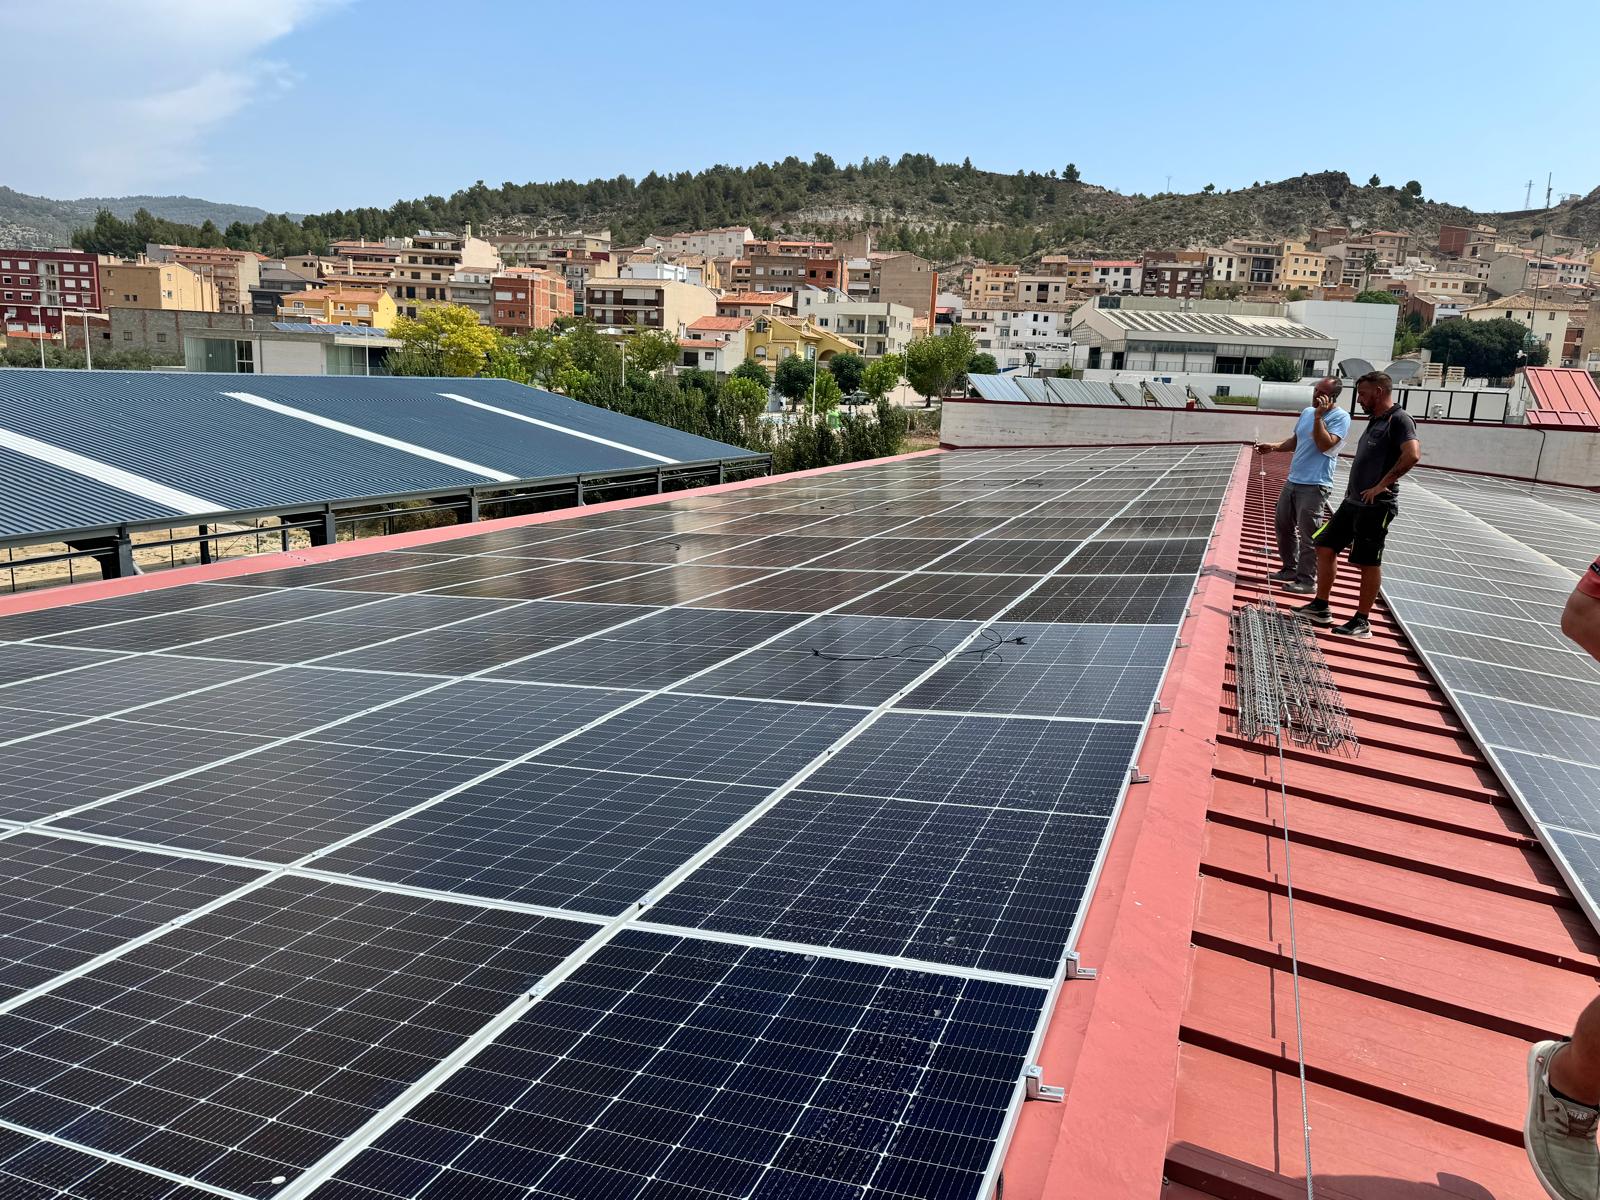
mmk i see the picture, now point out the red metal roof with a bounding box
[1005,450,1584,1199]
[1525,367,1600,430]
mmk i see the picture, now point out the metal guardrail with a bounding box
[2,454,771,592]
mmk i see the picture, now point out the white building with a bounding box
[621,261,697,284]
[678,315,751,375]
[964,306,1079,372]
[1071,299,1335,376]
[644,226,754,259]
[790,291,915,357]
[1285,299,1398,373]
[1092,261,1142,293]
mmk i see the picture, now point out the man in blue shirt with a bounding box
[1255,377,1350,593]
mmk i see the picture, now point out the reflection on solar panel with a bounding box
[0,443,1236,1197]
[1380,469,1600,933]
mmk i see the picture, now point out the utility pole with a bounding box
[1524,179,1534,209]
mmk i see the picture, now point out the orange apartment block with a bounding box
[491,269,575,332]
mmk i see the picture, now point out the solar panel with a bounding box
[1379,472,1600,936]
[0,443,1238,1198]
[319,929,1047,1200]
[0,877,596,1192]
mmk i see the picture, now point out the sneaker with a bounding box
[1526,1040,1600,1200]
[1267,568,1298,582]
[1282,580,1316,594]
[1331,614,1371,639]
[1295,599,1333,625]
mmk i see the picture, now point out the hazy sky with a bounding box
[4,0,1596,216]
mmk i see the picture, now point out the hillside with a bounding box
[25,156,1599,268]
[0,187,284,248]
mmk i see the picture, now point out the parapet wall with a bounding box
[939,400,1600,488]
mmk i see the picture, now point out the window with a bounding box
[123,331,133,341]
[156,332,167,343]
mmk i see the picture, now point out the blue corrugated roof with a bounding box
[0,370,760,542]
[0,444,182,538]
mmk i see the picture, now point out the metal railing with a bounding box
[2,454,771,593]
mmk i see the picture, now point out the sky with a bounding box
[4,0,1598,217]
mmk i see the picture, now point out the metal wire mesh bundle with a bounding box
[1230,601,1359,754]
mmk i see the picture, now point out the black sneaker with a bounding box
[1268,568,1297,582]
[1295,599,1333,625]
[1331,614,1371,639]
[1282,580,1316,594]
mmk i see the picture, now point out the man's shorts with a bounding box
[1581,557,1600,599]
[1312,500,1398,567]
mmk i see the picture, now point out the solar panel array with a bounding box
[1378,468,1600,930]
[0,444,1236,1200]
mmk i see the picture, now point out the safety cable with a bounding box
[1256,459,1316,1198]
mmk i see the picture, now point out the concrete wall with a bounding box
[1286,299,1396,369]
[940,400,1600,488]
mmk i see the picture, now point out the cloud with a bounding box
[0,0,333,198]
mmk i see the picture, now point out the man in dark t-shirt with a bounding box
[1296,370,1421,638]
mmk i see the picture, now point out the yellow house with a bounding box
[744,314,861,372]
[278,284,398,329]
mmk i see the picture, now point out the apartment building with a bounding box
[679,315,751,374]
[715,292,795,320]
[1438,223,1497,257]
[789,293,915,357]
[968,265,1020,306]
[1399,271,1484,300]
[1139,251,1209,299]
[490,268,574,332]
[1319,242,1378,290]
[0,248,102,336]
[277,283,398,328]
[869,252,938,319]
[449,270,494,322]
[1092,261,1142,293]
[744,314,860,373]
[101,258,217,312]
[585,278,717,333]
[387,229,501,318]
[490,230,611,264]
[962,304,1078,372]
[1280,243,1327,292]
[1016,274,1084,306]
[326,239,405,281]
[1035,256,1097,290]
[144,245,260,313]
[644,226,753,259]
[748,237,833,258]
[251,265,315,316]
[745,253,808,294]
[803,257,847,292]
[1367,230,1411,261]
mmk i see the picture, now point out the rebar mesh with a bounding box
[1230,601,1359,754]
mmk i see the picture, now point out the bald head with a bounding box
[1313,377,1343,401]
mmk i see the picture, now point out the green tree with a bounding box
[486,327,569,388]
[967,352,999,377]
[1422,317,1547,377]
[732,357,772,389]
[1368,174,1381,187]
[1362,250,1379,276]
[903,327,976,406]
[1203,183,1215,193]
[624,327,681,375]
[773,354,816,407]
[1354,289,1400,304]
[1285,287,1309,301]
[826,351,866,395]
[862,354,903,402]
[1253,354,1302,382]
[720,376,770,420]
[1063,163,1080,183]
[810,370,844,413]
[1403,180,1422,197]
[387,305,500,376]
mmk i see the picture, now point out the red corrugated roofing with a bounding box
[1525,367,1600,430]
[1005,450,1583,1200]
